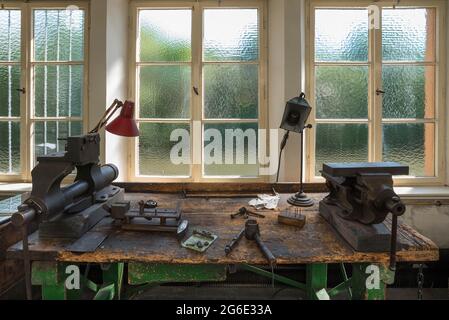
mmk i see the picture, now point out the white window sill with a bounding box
[395,186,449,200]
[0,183,32,195]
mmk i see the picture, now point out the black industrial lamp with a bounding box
[277,92,313,207]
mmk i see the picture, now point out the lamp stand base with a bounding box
[288,192,314,207]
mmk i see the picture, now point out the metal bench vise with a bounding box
[11,133,125,299]
[12,133,124,238]
[319,162,409,276]
[110,200,188,239]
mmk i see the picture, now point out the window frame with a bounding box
[128,0,268,183]
[0,1,90,182]
[0,3,27,181]
[305,0,447,186]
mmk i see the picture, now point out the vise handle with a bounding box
[11,206,37,227]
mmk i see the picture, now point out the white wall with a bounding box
[89,0,129,181]
[268,0,304,182]
[105,0,130,181]
[88,0,107,160]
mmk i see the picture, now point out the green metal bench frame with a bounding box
[31,261,387,300]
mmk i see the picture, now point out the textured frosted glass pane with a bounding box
[139,66,190,119]
[34,9,85,61]
[34,121,82,159]
[0,10,21,61]
[139,123,190,176]
[204,123,258,177]
[0,121,20,173]
[383,123,434,177]
[316,66,368,119]
[383,9,435,62]
[0,195,22,214]
[383,65,435,119]
[34,65,83,117]
[204,9,258,62]
[315,124,368,176]
[0,65,21,117]
[139,10,191,62]
[315,9,368,62]
[204,64,258,119]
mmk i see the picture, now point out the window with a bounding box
[307,0,446,185]
[0,9,21,176]
[0,2,88,182]
[32,8,86,162]
[130,1,266,181]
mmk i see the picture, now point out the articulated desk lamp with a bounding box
[12,99,139,300]
[90,99,140,136]
[277,93,313,207]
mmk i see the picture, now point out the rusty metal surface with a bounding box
[67,231,110,253]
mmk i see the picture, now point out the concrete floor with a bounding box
[131,285,449,300]
[2,280,448,300]
[2,273,448,300]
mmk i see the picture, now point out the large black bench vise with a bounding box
[12,133,124,239]
[11,133,125,300]
[319,162,409,260]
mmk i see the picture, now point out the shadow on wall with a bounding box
[401,205,449,249]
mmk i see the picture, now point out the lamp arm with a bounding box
[89,99,123,134]
[275,130,290,184]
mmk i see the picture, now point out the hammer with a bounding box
[245,219,276,266]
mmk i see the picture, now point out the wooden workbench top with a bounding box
[7,193,439,265]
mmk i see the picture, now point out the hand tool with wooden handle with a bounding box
[225,227,245,255]
[245,219,276,266]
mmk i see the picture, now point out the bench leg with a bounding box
[101,263,124,300]
[32,261,124,300]
[306,264,328,300]
[32,261,67,300]
[41,284,66,300]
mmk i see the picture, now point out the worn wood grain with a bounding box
[7,193,438,265]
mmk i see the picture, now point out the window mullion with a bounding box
[191,2,202,181]
[23,3,31,181]
[371,6,383,163]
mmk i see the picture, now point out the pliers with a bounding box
[230,207,265,219]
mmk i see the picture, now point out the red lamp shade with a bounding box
[106,100,139,137]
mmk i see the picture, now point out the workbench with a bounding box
[6,193,438,300]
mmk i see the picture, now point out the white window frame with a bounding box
[129,0,268,183]
[0,3,27,182]
[305,0,447,186]
[0,1,90,182]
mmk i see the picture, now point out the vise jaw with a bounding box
[321,162,409,225]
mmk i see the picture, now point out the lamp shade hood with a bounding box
[106,100,140,137]
[280,93,312,134]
